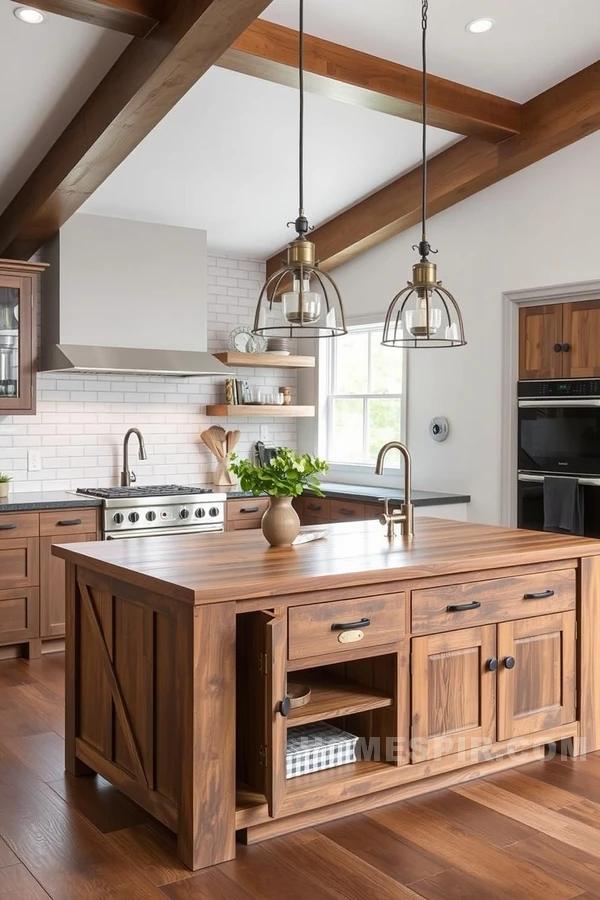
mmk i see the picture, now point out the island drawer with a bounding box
[40,508,98,536]
[0,512,39,540]
[288,593,406,660]
[227,498,270,530]
[411,568,576,635]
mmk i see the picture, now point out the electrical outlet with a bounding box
[28,450,42,472]
[259,425,269,441]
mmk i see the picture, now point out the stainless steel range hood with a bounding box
[41,215,229,377]
[42,344,230,377]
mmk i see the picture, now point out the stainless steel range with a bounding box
[76,485,226,540]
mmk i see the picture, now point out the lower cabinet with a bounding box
[411,612,577,759]
[0,587,39,645]
[40,532,97,638]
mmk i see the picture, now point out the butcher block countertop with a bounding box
[52,517,600,606]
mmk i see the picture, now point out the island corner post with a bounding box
[57,519,600,872]
[64,561,238,871]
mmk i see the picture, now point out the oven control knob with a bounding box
[195,507,206,519]
[209,507,220,517]
[113,512,124,525]
[129,512,140,523]
[179,508,190,519]
[146,511,156,522]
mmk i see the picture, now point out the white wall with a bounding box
[328,131,600,525]
[0,256,297,492]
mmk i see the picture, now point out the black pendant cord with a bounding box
[421,0,428,249]
[298,0,305,218]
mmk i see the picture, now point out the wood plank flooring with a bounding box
[1,654,600,899]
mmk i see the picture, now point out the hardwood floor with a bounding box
[1,654,600,899]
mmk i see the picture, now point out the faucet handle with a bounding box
[130,470,137,484]
[378,498,390,526]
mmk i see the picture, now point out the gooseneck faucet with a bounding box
[375,441,414,539]
[121,428,148,487]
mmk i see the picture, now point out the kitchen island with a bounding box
[54,518,600,871]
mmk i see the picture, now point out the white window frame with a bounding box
[319,317,407,482]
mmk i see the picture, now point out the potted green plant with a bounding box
[229,448,328,547]
[0,473,11,500]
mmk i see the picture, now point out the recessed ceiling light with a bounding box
[466,17,494,34]
[13,6,45,24]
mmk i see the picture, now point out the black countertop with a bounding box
[0,491,103,513]
[222,481,470,507]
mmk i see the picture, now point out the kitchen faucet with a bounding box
[121,428,148,487]
[375,441,414,539]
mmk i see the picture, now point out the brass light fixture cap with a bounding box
[287,239,317,267]
[412,258,438,287]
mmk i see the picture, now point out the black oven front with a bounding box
[518,379,600,477]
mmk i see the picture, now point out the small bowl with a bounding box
[287,683,311,708]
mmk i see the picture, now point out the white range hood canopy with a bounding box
[41,215,227,378]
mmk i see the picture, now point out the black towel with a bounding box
[543,476,585,535]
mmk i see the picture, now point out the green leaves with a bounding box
[229,448,328,498]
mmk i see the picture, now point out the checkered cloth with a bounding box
[286,722,359,779]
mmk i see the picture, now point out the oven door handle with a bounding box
[518,473,600,487]
[518,399,600,408]
[105,525,224,539]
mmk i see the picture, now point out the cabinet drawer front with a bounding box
[0,587,38,643]
[0,512,39,540]
[288,594,405,660]
[330,499,367,521]
[40,507,98,536]
[0,538,39,590]
[227,498,270,523]
[411,569,576,635]
[302,497,331,520]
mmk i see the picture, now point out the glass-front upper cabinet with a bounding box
[0,260,47,414]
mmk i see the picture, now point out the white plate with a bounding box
[228,326,267,354]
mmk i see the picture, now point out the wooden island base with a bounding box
[54,518,600,871]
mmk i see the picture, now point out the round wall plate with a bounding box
[228,326,267,354]
[430,417,450,442]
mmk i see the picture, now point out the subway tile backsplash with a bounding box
[0,256,297,492]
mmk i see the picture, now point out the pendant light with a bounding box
[381,0,466,349]
[253,0,347,340]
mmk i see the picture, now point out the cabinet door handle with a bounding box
[504,656,516,669]
[278,697,291,717]
[486,658,498,672]
[553,343,563,353]
[523,589,555,600]
[331,617,371,631]
[240,507,260,514]
[446,601,481,612]
[562,343,571,353]
[56,518,83,527]
[307,503,322,511]
[0,523,16,531]
[338,508,356,516]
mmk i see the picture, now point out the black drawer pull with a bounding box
[339,508,356,516]
[57,518,83,527]
[523,589,555,600]
[331,617,371,631]
[0,523,17,531]
[446,601,481,612]
[240,507,260,514]
[307,503,322,512]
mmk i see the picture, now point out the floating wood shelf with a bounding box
[206,404,315,418]
[214,352,315,369]
[287,678,392,728]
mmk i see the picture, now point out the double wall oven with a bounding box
[517,380,600,536]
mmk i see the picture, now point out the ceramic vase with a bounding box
[0,483,8,500]
[261,496,300,547]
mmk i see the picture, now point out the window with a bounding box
[325,323,405,467]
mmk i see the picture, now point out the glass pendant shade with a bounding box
[382,259,466,349]
[253,239,347,339]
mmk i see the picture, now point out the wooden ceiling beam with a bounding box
[218,19,521,143]
[22,0,163,37]
[0,0,273,260]
[266,61,600,274]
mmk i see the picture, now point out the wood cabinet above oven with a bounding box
[519,299,600,380]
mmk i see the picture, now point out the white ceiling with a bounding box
[0,2,129,214]
[83,67,458,258]
[262,0,600,102]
